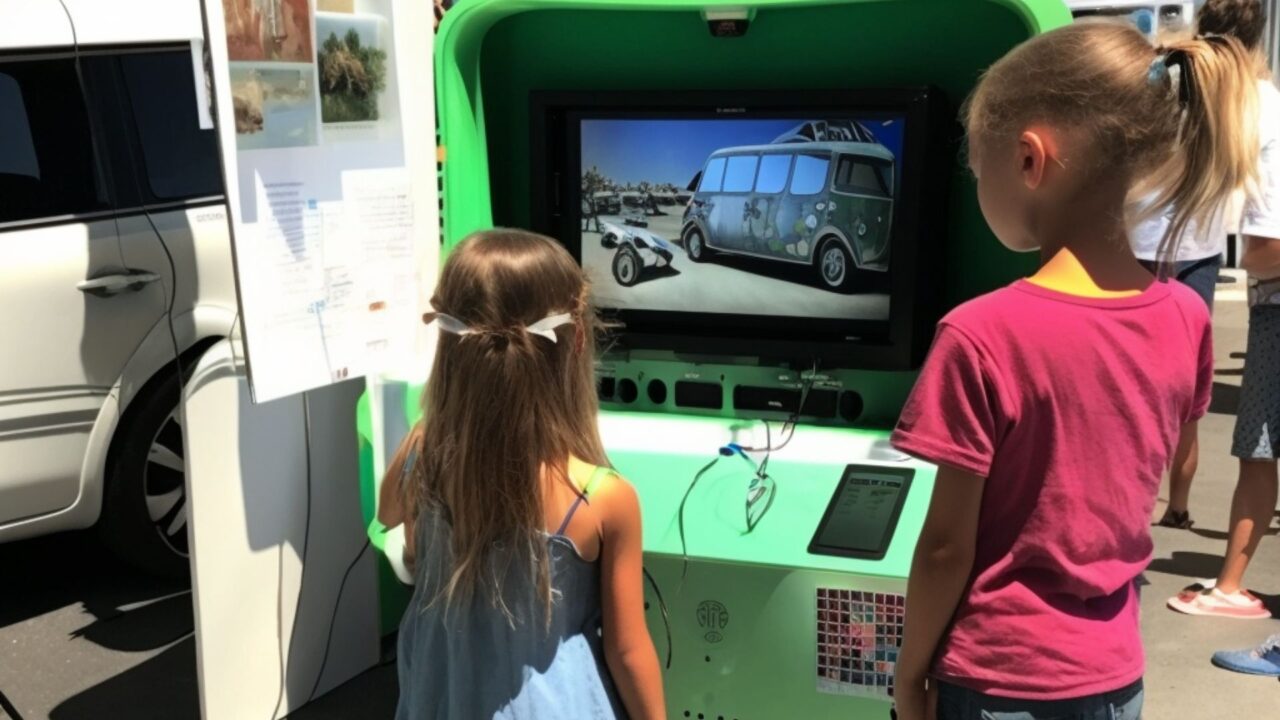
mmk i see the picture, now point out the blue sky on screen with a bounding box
[581,118,904,187]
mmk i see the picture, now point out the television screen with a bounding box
[531,90,946,369]
[579,117,903,324]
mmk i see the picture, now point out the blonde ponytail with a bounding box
[1145,36,1260,264]
[965,23,1261,265]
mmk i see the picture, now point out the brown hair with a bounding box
[397,229,608,624]
[965,22,1260,263]
[1199,0,1267,52]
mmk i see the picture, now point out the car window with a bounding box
[834,155,893,197]
[0,76,38,179]
[0,59,110,224]
[723,155,759,193]
[119,51,222,201]
[755,154,791,194]
[790,154,830,196]
[699,157,726,192]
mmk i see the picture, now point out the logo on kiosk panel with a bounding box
[697,600,729,643]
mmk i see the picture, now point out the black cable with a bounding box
[758,416,774,479]
[642,567,672,670]
[62,0,186,391]
[726,361,818,536]
[308,536,372,703]
[677,455,722,587]
[271,394,315,720]
[148,222,185,391]
[55,0,122,266]
[738,359,818,458]
[109,38,185,391]
[58,0,194,686]
[773,359,819,454]
[151,231,184,385]
[60,0,179,384]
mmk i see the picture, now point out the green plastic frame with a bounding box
[361,5,1073,711]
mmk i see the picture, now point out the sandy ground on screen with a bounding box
[582,212,890,322]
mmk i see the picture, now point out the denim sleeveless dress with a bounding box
[396,468,626,720]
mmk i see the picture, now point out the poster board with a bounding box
[202,0,437,403]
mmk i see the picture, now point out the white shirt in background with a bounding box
[1131,79,1280,262]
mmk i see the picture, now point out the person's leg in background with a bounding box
[1151,255,1220,527]
[1216,459,1279,595]
[1169,305,1279,618]
[1218,305,1280,596]
[1161,423,1200,527]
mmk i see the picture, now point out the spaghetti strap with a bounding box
[554,466,613,537]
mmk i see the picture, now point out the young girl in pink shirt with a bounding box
[890,22,1261,720]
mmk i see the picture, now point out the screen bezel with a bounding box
[530,89,948,370]
[807,464,915,560]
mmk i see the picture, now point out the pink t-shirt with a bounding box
[892,279,1213,700]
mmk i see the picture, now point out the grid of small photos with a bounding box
[816,588,906,698]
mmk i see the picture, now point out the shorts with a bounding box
[1140,254,1221,311]
[1232,306,1280,460]
[936,679,1144,720]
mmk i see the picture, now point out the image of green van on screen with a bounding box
[580,117,901,322]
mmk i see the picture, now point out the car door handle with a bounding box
[77,271,161,297]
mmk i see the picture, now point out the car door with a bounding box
[0,53,165,526]
[832,153,894,271]
[110,47,229,338]
[713,154,759,253]
[776,153,831,261]
[692,157,725,244]
[749,152,792,254]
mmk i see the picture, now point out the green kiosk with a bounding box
[361,1,1070,718]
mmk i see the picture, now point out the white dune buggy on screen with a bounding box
[600,221,675,287]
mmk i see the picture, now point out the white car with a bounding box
[600,222,676,287]
[0,0,237,576]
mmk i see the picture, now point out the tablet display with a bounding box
[808,465,913,559]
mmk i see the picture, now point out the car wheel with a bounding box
[101,362,191,578]
[613,246,642,287]
[816,237,854,292]
[685,227,710,263]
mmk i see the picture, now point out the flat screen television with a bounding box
[531,89,949,370]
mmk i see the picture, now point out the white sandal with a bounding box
[1168,587,1271,619]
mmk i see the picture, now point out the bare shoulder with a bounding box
[590,469,642,539]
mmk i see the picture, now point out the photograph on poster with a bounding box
[223,0,315,63]
[317,14,389,124]
[231,66,320,150]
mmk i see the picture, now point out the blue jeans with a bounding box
[936,679,1143,720]
[1139,254,1221,312]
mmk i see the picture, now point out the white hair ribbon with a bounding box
[424,311,574,343]
[524,313,574,342]
[432,313,475,337]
